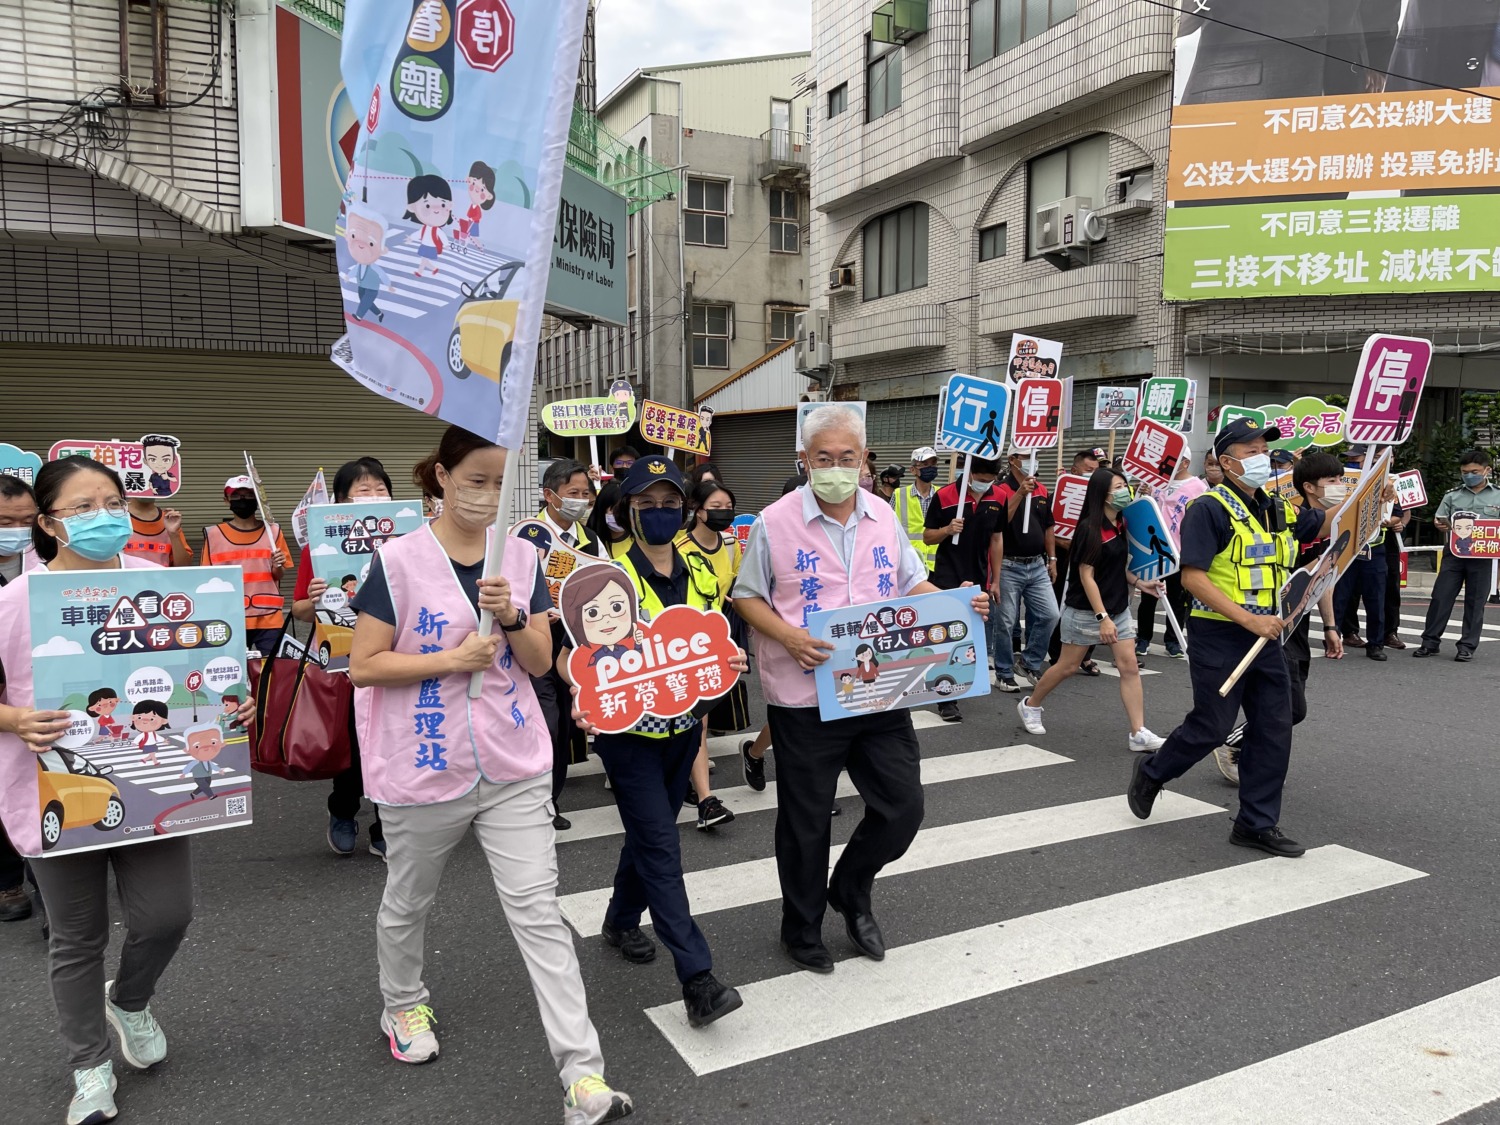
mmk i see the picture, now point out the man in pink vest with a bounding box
[734,405,989,973]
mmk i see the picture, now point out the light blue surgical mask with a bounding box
[58,509,133,562]
[0,526,31,557]
[1229,453,1272,490]
[1463,470,1488,488]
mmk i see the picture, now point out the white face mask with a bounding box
[1318,482,1348,508]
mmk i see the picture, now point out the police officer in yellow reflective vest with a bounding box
[557,454,747,1030]
[895,446,941,574]
[1127,418,1332,858]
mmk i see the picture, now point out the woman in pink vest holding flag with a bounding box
[734,405,989,974]
[348,426,631,1125]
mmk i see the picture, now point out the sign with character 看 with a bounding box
[807,589,990,722]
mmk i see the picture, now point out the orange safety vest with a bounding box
[203,522,286,628]
[126,514,185,565]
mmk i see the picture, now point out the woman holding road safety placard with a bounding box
[347,425,632,1124]
[556,455,749,1033]
[0,456,257,1125]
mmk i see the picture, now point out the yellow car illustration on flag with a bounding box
[447,260,525,383]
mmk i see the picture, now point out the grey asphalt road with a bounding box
[4,592,1500,1125]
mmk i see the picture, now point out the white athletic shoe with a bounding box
[67,1061,117,1125]
[1128,728,1166,753]
[104,981,167,1069]
[1016,697,1046,735]
[380,1004,439,1064]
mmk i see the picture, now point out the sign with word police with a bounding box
[49,435,184,499]
[1012,378,1063,450]
[1345,333,1432,445]
[1051,474,1091,541]
[26,566,252,856]
[937,373,1010,458]
[1121,417,1189,489]
[1449,512,1500,558]
[306,500,424,670]
[808,589,989,722]
[641,398,712,455]
[1122,497,1181,583]
[1138,377,1193,431]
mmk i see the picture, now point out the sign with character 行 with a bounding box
[24,566,252,857]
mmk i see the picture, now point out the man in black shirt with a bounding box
[923,457,1004,720]
[991,451,1060,693]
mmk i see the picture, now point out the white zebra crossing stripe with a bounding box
[1078,974,1500,1124]
[645,845,1425,1075]
[1396,613,1499,644]
[556,744,1070,844]
[559,791,1222,935]
[566,710,952,780]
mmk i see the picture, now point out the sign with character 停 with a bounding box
[23,567,252,857]
[1120,417,1189,489]
[557,564,741,735]
[807,590,990,722]
[1345,333,1432,445]
[49,435,184,499]
[541,381,637,437]
[305,500,425,670]
[1011,378,1063,450]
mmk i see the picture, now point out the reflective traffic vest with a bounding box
[895,484,937,572]
[126,513,186,566]
[611,549,721,738]
[203,522,285,629]
[1190,485,1297,622]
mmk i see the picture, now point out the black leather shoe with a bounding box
[1365,645,1387,661]
[552,813,572,830]
[826,891,886,960]
[1412,646,1439,658]
[601,920,656,964]
[1229,823,1306,858]
[1455,649,1474,663]
[1127,755,1162,820]
[780,941,835,974]
[683,971,743,1028]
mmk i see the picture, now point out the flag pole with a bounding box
[468,453,522,699]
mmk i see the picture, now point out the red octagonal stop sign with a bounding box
[185,671,203,693]
[456,0,514,73]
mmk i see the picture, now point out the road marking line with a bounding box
[645,846,1425,1075]
[560,791,1221,934]
[1077,974,1500,1124]
[556,744,1070,844]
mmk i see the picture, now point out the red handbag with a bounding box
[248,627,354,781]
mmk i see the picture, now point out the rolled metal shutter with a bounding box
[1,345,449,583]
[701,410,797,515]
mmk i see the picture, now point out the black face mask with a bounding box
[703,509,735,532]
[228,498,258,519]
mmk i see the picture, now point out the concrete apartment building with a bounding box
[808,0,1500,466]
[537,52,813,464]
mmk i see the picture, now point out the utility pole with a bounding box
[682,278,694,417]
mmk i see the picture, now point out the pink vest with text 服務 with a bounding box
[355,526,549,808]
[0,555,159,857]
[754,489,906,709]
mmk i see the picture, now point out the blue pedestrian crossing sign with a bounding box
[1122,497,1180,583]
[938,374,1011,457]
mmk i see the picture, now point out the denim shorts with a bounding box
[1059,604,1136,646]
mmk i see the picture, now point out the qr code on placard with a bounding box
[225,796,248,817]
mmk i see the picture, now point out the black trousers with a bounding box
[1383,533,1403,637]
[0,819,26,893]
[766,705,924,949]
[1142,618,1294,832]
[328,702,382,838]
[1421,554,1492,653]
[1335,550,1387,651]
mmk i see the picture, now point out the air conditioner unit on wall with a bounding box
[1033,196,1107,255]
[794,310,831,372]
[827,265,855,292]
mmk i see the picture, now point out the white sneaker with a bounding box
[380,1004,439,1064]
[1016,697,1046,735]
[67,1060,117,1125]
[563,1073,634,1124]
[1129,728,1166,753]
[104,980,167,1068]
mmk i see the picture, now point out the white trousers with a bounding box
[375,772,604,1087]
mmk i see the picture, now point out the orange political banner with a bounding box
[1168,88,1500,203]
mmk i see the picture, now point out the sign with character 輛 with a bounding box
[557,563,741,734]
[808,590,990,722]
[24,566,252,856]
[306,500,425,670]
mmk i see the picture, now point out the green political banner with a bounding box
[1166,194,1500,300]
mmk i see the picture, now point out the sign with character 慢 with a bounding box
[1120,418,1189,489]
[24,566,252,856]
[49,436,183,499]
[557,563,741,735]
[305,500,425,670]
[808,590,990,721]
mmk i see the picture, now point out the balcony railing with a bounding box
[760,129,809,183]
